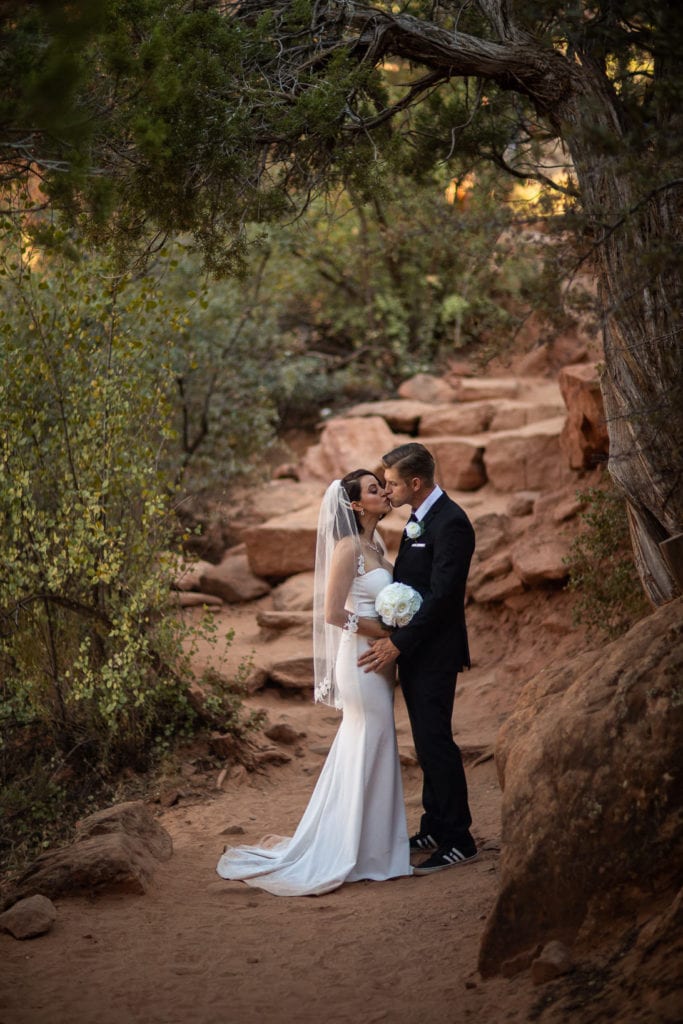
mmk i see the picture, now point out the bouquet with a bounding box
[375,582,422,628]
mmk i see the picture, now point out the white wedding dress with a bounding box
[216,564,412,896]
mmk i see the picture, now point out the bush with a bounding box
[0,228,260,872]
[566,483,650,640]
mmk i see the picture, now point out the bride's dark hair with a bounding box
[340,469,383,536]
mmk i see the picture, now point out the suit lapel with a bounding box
[420,492,448,533]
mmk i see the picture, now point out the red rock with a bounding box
[558,362,609,470]
[172,591,223,608]
[13,834,162,900]
[264,723,305,745]
[172,557,211,591]
[299,416,397,483]
[472,513,511,560]
[243,506,320,579]
[0,895,57,940]
[344,399,433,433]
[267,656,315,691]
[271,571,315,611]
[453,378,520,402]
[199,552,270,603]
[489,400,566,432]
[75,802,173,863]
[398,373,458,403]
[419,402,494,437]
[484,417,572,492]
[531,941,574,985]
[256,610,313,634]
[506,492,537,517]
[471,572,525,604]
[420,437,487,491]
[479,597,683,978]
[511,535,571,586]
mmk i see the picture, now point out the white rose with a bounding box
[405,520,424,540]
[375,582,423,628]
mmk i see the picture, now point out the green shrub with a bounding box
[566,483,650,640]
[0,228,260,872]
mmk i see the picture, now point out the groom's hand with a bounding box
[359,637,399,673]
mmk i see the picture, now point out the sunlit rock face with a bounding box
[479,597,683,978]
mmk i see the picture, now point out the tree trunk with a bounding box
[559,67,683,604]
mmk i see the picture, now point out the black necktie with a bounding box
[407,512,418,524]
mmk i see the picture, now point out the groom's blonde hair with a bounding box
[382,443,435,485]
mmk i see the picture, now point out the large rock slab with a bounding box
[489,400,566,432]
[344,399,433,433]
[419,402,495,437]
[478,598,683,977]
[299,416,397,482]
[420,437,487,491]
[558,362,609,470]
[267,656,315,692]
[243,505,320,579]
[271,571,315,611]
[74,801,173,861]
[483,417,573,492]
[452,377,520,402]
[398,373,458,403]
[199,552,271,603]
[511,533,572,586]
[10,802,173,903]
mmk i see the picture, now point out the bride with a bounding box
[216,469,412,896]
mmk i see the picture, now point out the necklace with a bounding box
[363,538,383,556]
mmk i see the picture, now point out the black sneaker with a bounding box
[409,832,439,852]
[413,843,478,874]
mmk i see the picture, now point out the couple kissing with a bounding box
[217,442,476,896]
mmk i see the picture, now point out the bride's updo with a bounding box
[340,469,383,535]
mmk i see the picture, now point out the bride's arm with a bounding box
[324,543,388,639]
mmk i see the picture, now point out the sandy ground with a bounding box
[0,661,543,1024]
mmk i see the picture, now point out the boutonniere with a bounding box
[405,520,424,540]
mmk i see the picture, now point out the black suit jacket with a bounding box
[391,492,475,673]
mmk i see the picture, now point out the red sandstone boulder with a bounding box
[419,402,494,437]
[398,373,458,403]
[0,895,57,939]
[299,416,397,482]
[344,399,433,433]
[199,551,270,603]
[256,610,313,635]
[478,598,683,978]
[271,571,315,611]
[558,363,609,470]
[267,656,315,692]
[483,417,572,492]
[243,506,319,579]
[419,437,487,491]
[472,513,511,560]
[225,481,325,544]
[510,534,571,586]
[9,802,172,903]
[489,400,566,432]
[470,572,525,604]
[452,377,520,402]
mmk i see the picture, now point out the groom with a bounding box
[359,442,477,874]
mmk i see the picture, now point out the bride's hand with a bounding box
[359,637,399,673]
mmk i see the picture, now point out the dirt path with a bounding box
[0,675,542,1024]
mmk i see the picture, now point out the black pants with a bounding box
[400,657,473,846]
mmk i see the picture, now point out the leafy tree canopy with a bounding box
[2,1,681,601]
